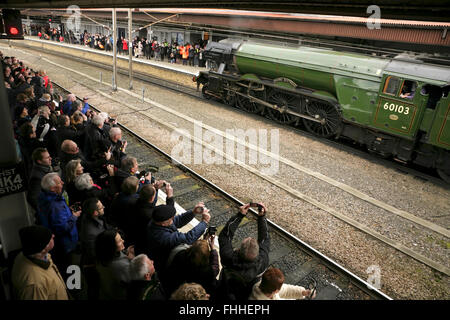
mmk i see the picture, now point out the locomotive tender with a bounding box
[194,39,450,182]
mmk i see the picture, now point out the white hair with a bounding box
[98,112,109,121]
[91,115,104,127]
[41,172,60,191]
[109,126,121,139]
[129,254,150,280]
[74,173,93,190]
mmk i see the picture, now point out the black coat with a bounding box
[83,123,109,161]
[132,196,174,255]
[126,277,165,301]
[82,182,117,209]
[217,212,270,300]
[18,135,45,178]
[164,247,220,297]
[80,214,110,266]
[27,163,54,210]
[110,192,139,242]
[56,126,86,150]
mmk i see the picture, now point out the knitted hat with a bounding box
[152,205,176,222]
[19,225,52,256]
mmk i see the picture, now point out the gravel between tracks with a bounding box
[4,43,449,300]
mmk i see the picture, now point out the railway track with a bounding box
[52,81,391,300]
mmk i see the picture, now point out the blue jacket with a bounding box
[146,210,207,273]
[81,102,90,114]
[62,100,72,115]
[37,190,78,254]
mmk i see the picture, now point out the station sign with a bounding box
[0,163,27,198]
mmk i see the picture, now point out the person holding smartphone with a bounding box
[217,202,270,300]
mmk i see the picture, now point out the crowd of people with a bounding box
[2,51,316,301]
[34,26,208,67]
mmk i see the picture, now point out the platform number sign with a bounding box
[0,163,27,198]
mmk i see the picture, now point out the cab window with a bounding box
[383,76,400,95]
[399,80,417,100]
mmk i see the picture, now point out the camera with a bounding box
[137,170,149,179]
[249,202,263,211]
[207,226,217,236]
[71,202,82,212]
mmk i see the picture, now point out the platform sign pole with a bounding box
[128,8,133,90]
[112,8,117,91]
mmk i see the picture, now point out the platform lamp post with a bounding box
[112,8,117,91]
[128,8,133,90]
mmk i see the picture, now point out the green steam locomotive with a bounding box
[194,40,450,182]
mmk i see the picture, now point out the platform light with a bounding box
[0,9,24,40]
[9,27,19,35]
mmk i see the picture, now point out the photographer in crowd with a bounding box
[218,202,270,300]
[145,202,211,278]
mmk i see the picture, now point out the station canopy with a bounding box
[2,0,450,22]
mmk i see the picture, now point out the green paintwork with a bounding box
[427,96,450,149]
[233,41,450,150]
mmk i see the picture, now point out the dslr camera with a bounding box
[206,226,217,236]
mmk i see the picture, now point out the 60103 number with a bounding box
[383,102,410,115]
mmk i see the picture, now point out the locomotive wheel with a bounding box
[223,92,237,107]
[222,81,237,107]
[236,89,265,114]
[265,89,299,124]
[302,100,341,138]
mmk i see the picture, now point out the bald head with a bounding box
[61,140,79,154]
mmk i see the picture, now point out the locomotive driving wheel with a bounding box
[265,88,299,124]
[236,88,265,114]
[302,100,341,138]
[222,81,237,107]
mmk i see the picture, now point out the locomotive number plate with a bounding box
[374,97,417,135]
[383,102,410,115]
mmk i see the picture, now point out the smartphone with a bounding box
[249,202,263,211]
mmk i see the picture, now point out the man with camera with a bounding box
[218,202,270,300]
[115,156,152,191]
[145,202,210,277]
[108,127,127,168]
[83,114,110,161]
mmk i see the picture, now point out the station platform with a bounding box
[22,36,205,77]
